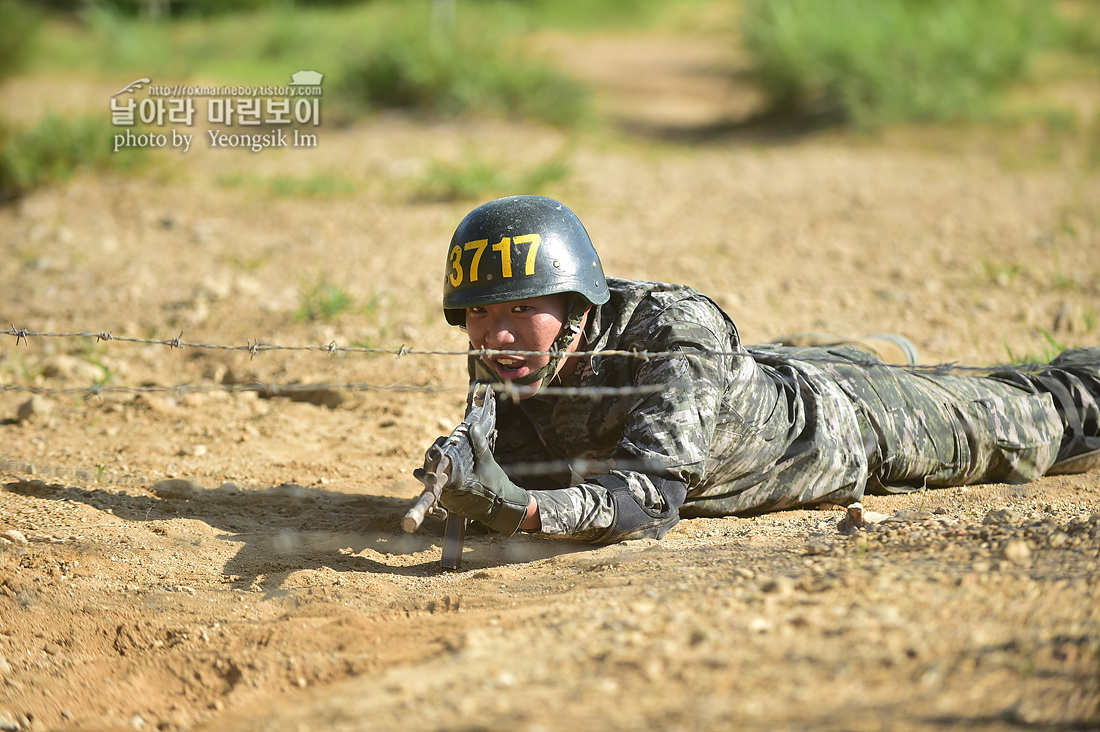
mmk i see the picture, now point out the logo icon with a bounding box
[112,78,151,97]
[290,70,324,86]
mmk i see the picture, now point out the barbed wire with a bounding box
[501,457,676,478]
[0,381,669,401]
[0,457,691,504]
[0,325,1080,494]
[0,325,1051,374]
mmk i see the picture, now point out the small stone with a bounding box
[759,575,795,596]
[42,354,106,382]
[748,617,771,633]
[868,604,904,628]
[892,509,932,522]
[983,509,1017,525]
[151,479,201,499]
[837,502,890,533]
[0,656,11,674]
[16,396,53,425]
[134,394,176,414]
[0,531,27,546]
[1000,539,1031,566]
[847,503,865,527]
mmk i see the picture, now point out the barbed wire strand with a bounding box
[0,382,670,400]
[1,326,1053,374]
[0,452,683,496]
[0,325,1069,488]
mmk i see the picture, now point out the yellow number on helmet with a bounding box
[448,244,464,287]
[463,239,489,283]
[514,233,541,275]
[492,236,513,278]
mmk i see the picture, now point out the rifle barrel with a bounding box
[403,490,437,533]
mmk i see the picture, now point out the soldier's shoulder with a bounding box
[604,278,735,347]
[607,278,717,316]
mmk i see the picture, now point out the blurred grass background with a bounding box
[1,0,1098,201]
[741,0,1066,128]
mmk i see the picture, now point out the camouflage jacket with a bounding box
[470,278,872,543]
[470,278,1072,543]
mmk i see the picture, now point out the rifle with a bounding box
[403,382,497,570]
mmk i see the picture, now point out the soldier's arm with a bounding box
[529,469,688,542]
[527,326,728,542]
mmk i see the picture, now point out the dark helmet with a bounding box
[442,195,609,326]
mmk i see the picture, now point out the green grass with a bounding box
[739,0,1066,128]
[335,16,591,126]
[294,279,393,343]
[1004,328,1067,365]
[295,279,356,322]
[0,113,146,201]
[414,148,572,201]
[218,252,267,271]
[33,3,408,82]
[0,0,40,81]
[28,0,700,127]
[980,258,1024,288]
[218,171,360,197]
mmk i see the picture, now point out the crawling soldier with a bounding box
[424,195,1100,544]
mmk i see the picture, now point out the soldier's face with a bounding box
[465,294,579,392]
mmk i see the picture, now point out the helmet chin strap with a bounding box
[488,299,589,391]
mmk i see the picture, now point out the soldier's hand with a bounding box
[439,419,530,536]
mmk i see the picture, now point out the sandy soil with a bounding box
[1,26,1099,732]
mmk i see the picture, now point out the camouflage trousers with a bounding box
[796,346,1100,492]
[685,346,1100,516]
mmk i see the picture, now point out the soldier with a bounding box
[426,195,1100,544]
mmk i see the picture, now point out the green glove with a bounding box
[439,419,530,536]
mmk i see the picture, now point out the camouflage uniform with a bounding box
[471,278,1100,543]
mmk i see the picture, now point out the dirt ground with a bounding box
[1,26,1099,732]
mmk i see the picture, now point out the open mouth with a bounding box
[488,356,530,380]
